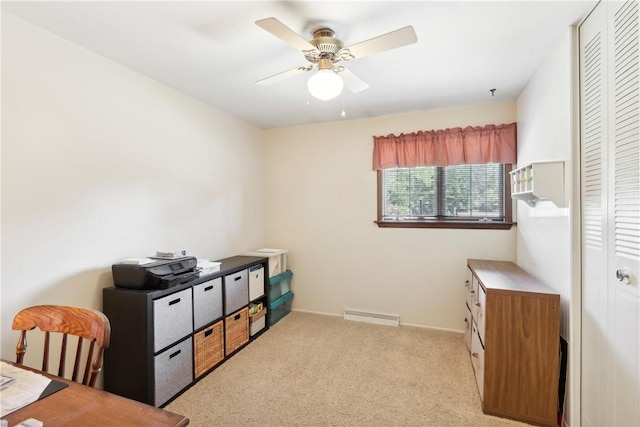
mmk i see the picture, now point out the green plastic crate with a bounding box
[269,270,293,303]
[268,290,294,326]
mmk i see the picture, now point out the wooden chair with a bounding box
[12,305,111,388]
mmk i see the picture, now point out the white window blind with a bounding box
[382,164,505,221]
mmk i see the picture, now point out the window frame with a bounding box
[375,164,514,230]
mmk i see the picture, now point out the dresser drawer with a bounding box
[154,337,193,407]
[471,324,485,400]
[471,274,480,317]
[193,277,222,330]
[225,269,248,315]
[477,284,486,342]
[153,288,193,353]
[464,303,473,352]
[467,269,478,312]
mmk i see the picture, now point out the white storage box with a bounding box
[243,248,288,278]
[249,314,266,336]
[248,265,265,301]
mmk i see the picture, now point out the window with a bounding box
[376,163,513,229]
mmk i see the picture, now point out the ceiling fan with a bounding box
[255,17,418,101]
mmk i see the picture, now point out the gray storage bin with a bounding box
[224,269,248,315]
[193,277,222,330]
[153,288,193,353]
[153,337,193,406]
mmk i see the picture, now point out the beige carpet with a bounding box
[166,311,527,426]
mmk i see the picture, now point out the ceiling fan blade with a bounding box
[340,69,369,93]
[255,66,310,86]
[256,17,316,52]
[342,26,417,60]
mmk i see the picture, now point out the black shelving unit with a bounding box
[103,255,269,407]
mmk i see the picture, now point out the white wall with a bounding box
[0,14,265,363]
[516,28,574,339]
[263,103,517,331]
[515,27,577,425]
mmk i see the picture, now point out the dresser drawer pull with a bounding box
[234,276,242,281]
[204,285,214,292]
[204,329,213,338]
[234,313,241,320]
[169,349,181,359]
[169,298,181,306]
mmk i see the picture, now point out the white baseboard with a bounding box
[291,308,342,317]
[400,321,465,334]
[292,308,465,333]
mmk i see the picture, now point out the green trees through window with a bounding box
[382,164,505,220]
[384,167,436,217]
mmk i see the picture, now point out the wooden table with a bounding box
[1,362,189,427]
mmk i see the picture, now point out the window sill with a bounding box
[374,220,515,230]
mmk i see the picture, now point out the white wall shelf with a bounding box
[509,161,565,207]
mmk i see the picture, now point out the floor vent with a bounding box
[343,309,400,327]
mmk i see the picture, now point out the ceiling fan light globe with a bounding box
[307,69,344,101]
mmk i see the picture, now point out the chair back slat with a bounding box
[58,333,68,378]
[82,342,96,385]
[43,331,50,372]
[16,331,27,364]
[72,337,83,383]
[12,305,111,388]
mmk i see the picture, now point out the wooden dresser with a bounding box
[465,259,560,426]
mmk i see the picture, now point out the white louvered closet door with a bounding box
[580,3,608,425]
[580,1,640,426]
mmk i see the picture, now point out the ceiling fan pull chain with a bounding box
[341,92,347,119]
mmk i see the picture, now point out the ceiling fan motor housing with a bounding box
[305,28,343,63]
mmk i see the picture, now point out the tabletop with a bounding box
[1,362,189,427]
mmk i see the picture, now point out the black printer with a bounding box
[112,257,199,290]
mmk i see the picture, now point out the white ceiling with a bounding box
[2,1,597,129]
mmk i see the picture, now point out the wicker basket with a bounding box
[194,320,224,378]
[225,307,249,356]
[249,307,267,323]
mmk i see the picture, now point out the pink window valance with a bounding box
[372,122,517,170]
